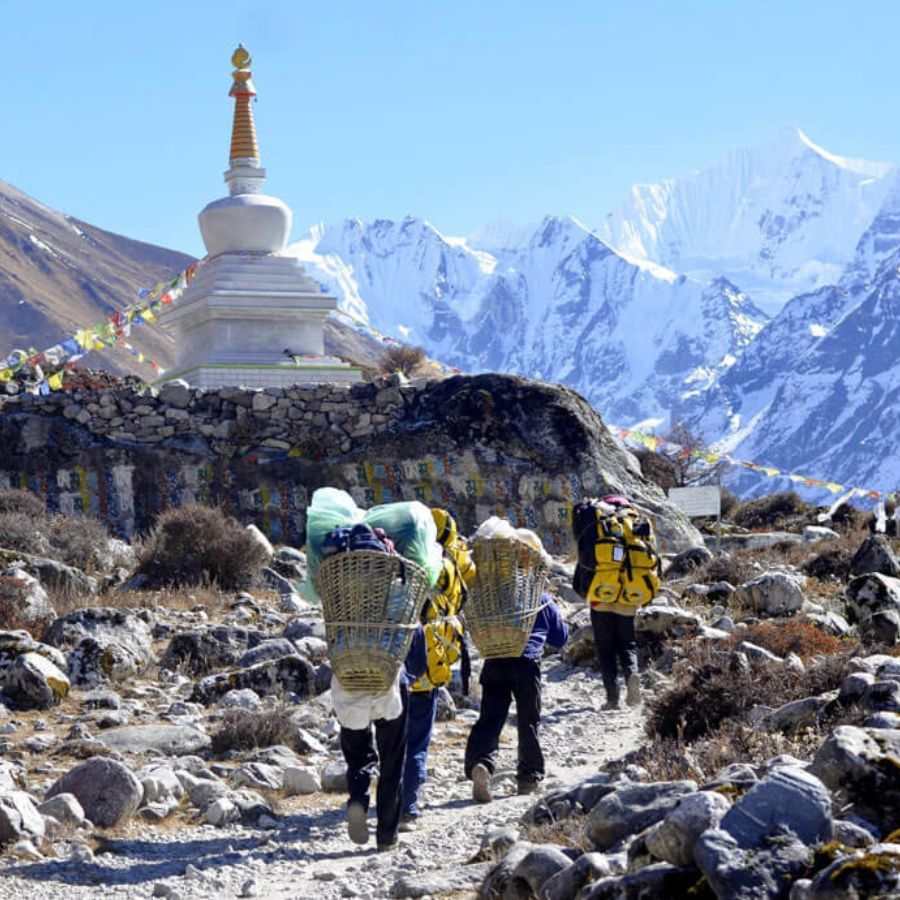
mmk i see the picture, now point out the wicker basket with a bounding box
[314,550,431,693]
[465,537,550,659]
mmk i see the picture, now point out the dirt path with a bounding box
[0,660,645,900]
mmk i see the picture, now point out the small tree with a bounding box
[380,344,426,377]
[663,420,727,488]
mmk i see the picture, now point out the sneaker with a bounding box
[601,698,621,711]
[347,801,369,845]
[398,815,419,833]
[471,762,492,803]
[376,839,398,852]
[626,673,642,707]
[516,780,540,795]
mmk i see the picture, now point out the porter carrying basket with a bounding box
[314,550,431,693]
[465,537,550,659]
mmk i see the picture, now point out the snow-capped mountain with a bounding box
[600,127,897,312]
[289,215,767,427]
[698,244,900,496]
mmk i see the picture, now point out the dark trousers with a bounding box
[590,608,637,703]
[402,688,438,817]
[340,683,409,846]
[464,657,543,784]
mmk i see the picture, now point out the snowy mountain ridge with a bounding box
[288,213,767,429]
[599,126,897,312]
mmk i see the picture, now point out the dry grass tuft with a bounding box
[691,552,758,587]
[730,491,817,531]
[210,706,297,755]
[136,505,269,591]
[379,344,426,377]
[645,642,854,743]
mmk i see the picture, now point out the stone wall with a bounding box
[0,374,700,552]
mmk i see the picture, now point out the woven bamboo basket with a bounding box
[314,550,431,693]
[465,537,550,659]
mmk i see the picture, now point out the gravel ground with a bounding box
[0,660,644,900]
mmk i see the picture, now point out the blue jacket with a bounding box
[522,595,569,660]
[402,625,428,685]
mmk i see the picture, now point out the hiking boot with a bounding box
[398,814,419,833]
[376,839,399,852]
[347,801,369,845]
[626,673,642,707]
[517,780,540,796]
[471,762,492,803]
[601,698,620,711]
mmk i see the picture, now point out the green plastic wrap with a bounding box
[304,488,364,599]
[364,501,442,585]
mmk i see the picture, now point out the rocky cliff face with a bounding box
[0,373,701,551]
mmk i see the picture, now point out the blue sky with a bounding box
[3,0,899,257]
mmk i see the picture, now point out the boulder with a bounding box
[524,774,615,825]
[136,765,184,804]
[283,614,327,642]
[43,607,153,685]
[321,759,348,793]
[160,625,266,677]
[695,827,811,899]
[0,630,67,672]
[98,725,211,756]
[479,841,539,899]
[645,790,732,866]
[192,654,317,705]
[0,566,54,624]
[2,651,69,709]
[810,726,900,834]
[849,535,900,578]
[37,793,85,829]
[284,766,320,796]
[238,638,298,669]
[636,604,702,637]
[271,546,308,582]
[721,766,832,849]
[24,556,98,598]
[46,757,142,828]
[734,572,806,617]
[509,845,573,897]
[579,863,702,899]
[665,546,713,578]
[844,573,900,645]
[0,791,45,846]
[561,624,597,667]
[539,852,611,900]
[245,525,274,560]
[586,780,697,849]
[792,843,900,899]
[759,695,830,733]
[230,762,283,792]
[860,680,900,714]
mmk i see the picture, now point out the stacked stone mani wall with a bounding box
[0,376,647,553]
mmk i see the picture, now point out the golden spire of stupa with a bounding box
[229,44,259,163]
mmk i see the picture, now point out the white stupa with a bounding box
[164,45,360,388]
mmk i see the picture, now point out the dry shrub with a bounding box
[645,642,854,742]
[211,707,296,755]
[45,515,110,572]
[743,618,847,660]
[380,344,426,376]
[0,511,51,556]
[691,552,757,587]
[520,817,592,853]
[803,546,852,581]
[137,504,269,590]
[731,491,816,531]
[0,489,46,518]
[636,450,677,492]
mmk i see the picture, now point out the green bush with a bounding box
[137,504,269,590]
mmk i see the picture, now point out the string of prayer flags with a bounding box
[615,426,898,505]
[0,258,205,390]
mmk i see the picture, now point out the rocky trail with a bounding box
[0,658,643,900]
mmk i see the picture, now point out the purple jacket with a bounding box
[522,595,569,660]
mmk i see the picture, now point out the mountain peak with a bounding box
[778,126,894,178]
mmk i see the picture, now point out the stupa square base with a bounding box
[161,362,362,390]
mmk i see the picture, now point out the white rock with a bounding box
[284,766,321,796]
